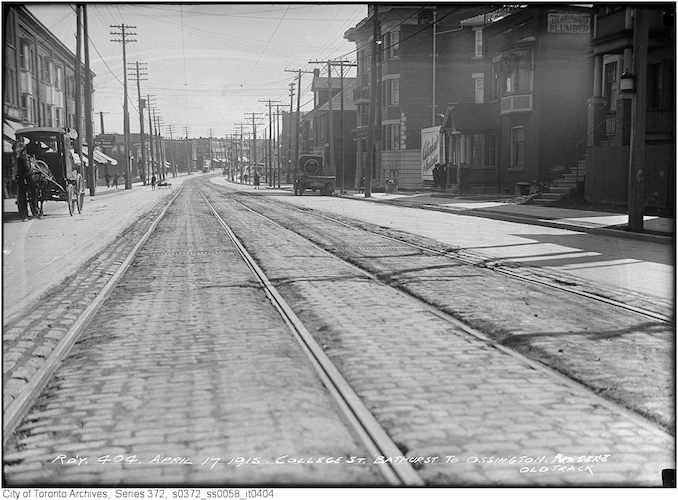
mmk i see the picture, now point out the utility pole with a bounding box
[287,81,295,183]
[129,61,147,184]
[234,123,248,183]
[244,112,263,176]
[75,6,83,174]
[284,69,314,176]
[167,124,177,177]
[184,126,192,175]
[209,128,214,171]
[259,99,280,186]
[148,94,156,177]
[366,5,380,197]
[309,60,335,181]
[628,7,649,232]
[154,111,165,180]
[110,23,137,189]
[83,4,95,196]
[339,60,357,193]
[97,111,110,135]
[274,104,283,188]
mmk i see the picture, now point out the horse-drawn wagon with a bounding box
[15,127,85,216]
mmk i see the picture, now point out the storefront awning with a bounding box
[442,103,500,133]
[71,150,89,167]
[3,120,20,140]
[82,146,118,165]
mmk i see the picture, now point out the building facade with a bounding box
[3,5,95,195]
[584,5,674,211]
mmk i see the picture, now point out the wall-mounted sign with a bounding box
[548,13,590,33]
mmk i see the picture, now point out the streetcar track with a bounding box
[2,186,185,445]
[284,201,673,325]
[204,182,672,439]
[198,187,425,486]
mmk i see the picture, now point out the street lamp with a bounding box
[620,68,635,93]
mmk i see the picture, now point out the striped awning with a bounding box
[82,146,118,165]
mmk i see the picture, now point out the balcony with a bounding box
[353,86,370,103]
[500,94,533,114]
[595,9,627,40]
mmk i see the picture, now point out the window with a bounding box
[648,61,668,109]
[40,103,46,125]
[357,49,366,74]
[474,29,483,58]
[40,56,52,83]
[604,61,618,111]
[46,105,54,126]
[20,40,34,72]
[54,65,64,91]
[6,11,15,45]
[56,107,64,127]
[474,75,484,103]
[389,31,400,58]
[21,94,35,123]
[510,127,525,168]
[383,123,400,150]
[5,67,19,105]
[382,31,400,60]
[500,50,533,95]
[468,134,497,166]
[384,79,400,105]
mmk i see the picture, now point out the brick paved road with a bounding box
[4,178,674,486]
[4,183,382,486]
[230,189,675,434]
[200,183,673,485]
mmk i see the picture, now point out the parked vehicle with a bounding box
[293,155,335,196]
[15,127,85,216]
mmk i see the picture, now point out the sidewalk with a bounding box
[333,189,674,244]
[236,180,674,243]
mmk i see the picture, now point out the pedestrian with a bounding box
[113,174,119,189]
[359,176,365,194]
[440,164,447,192]
[253,170,260,189]
[151,174,156,191]
[13,141,40,221]
[244,173,248,184]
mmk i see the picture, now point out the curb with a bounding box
[332,192,673,245]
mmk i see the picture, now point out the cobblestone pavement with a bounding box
[4,183,382,486]
[4,178,674,487]
[3,196,174,411]
[225,189,675,434]
[199,182,673,485]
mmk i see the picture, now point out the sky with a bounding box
[27,2,368,139]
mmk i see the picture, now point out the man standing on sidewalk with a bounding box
[151,174,156,191]
[13,141,39,221]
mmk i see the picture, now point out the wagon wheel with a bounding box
[66,184,75,216]
[76,174,85,214]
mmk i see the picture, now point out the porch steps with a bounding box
[533,161,586,206]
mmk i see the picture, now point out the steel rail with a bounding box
[208,184,672,439]
[198,188,425,487]
[255,196,672,325]
[3,187,185,444]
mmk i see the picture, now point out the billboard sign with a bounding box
[421,126,442,181]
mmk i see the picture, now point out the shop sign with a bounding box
[421,126,442,181]
[548,13,590,33]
